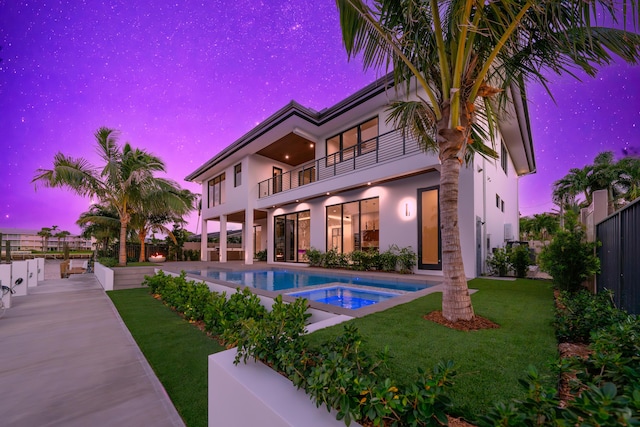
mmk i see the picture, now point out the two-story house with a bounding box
[186,75,535,278]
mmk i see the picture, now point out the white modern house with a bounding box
[186,75,535,278]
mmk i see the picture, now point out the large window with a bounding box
[326,117,378,165]
[418,187,441,269]
[207,173,225,208]
[326,197,379,253]
[274,210,310,263]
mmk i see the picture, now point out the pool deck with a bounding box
[159,261,448,318]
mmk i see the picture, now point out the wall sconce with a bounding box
[405,203,410,217]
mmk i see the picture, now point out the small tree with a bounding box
[539,213,600,292]
[510,244,532,279]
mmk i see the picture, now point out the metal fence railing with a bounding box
[596,198,640,314]
[258,128,421,198]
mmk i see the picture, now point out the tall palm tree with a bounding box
[37,227,52,252]
[33,127,174,266]
[335,0,640,321]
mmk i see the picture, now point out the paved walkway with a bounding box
[0,265,185,427]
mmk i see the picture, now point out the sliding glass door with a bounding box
[273,210,310,262]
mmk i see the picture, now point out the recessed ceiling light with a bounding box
[326,192,330,195]
[310,143,314,148]
[367,182,371,185]
[285,155,289,159]
[295,199,299,202]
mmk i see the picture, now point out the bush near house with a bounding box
[486,244,532,278]
[305,245,417,274]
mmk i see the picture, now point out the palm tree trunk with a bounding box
[119,221,128,266]
[440,156,475,322]
[139,230,146,263]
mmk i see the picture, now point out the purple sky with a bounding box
[1,1,639,236]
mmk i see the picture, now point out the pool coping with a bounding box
[159,261,447,318]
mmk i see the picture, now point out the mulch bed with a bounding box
[423,311,500,331]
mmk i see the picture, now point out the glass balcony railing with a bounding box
[258,127,421,198]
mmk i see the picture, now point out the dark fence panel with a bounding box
[596,199,640,314]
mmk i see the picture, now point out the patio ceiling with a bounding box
[256,132,315,166]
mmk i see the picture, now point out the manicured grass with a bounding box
[108,288,225,427]
[306,278,558,422]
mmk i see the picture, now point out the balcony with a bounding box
[258,128,422,198]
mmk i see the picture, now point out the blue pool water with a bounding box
[184,268,430,293]
[288,286,400,309]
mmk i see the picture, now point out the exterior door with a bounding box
[273,167,283,194]
[418,187,441,270]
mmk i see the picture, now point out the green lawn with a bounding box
[108,288,225,427]
[306,278,558,421]
[109,279,557,425]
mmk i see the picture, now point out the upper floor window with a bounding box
[208,173,225,208]
[500,143,508,174]
[326,117,378,165]
[234,163,242,187]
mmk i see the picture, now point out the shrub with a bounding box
[98,257,118,267]
[255,249,267,261]
[509,244,532,278]
[397,246,416,273]
[378,245,399,272]
[486,247,511,276]
[554,289,627,343]
[305,248,324,267]
[539,216,600,292]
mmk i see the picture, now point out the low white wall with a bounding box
[11,261,29,297]
[209,349,361,427]
[0,264,12,308]
[27,259,38,288]
[36,258,45,281]
[94,262,114,291]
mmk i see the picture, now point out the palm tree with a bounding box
[77,204,121,257]
[130,188,196,262]
[335,0,640,321]
[33,127,177,266]
[37,227,52,252]
[617,155,640,202]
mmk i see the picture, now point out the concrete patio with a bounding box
[0,261,184,427]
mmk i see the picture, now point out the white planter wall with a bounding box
[94,262,114,291]
[36,258,45,281]
[27,259,38,288]
[11,261,29,297]
[209,349,361,427]
[0,264,12,308]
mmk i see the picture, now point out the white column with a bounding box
[200,219,208,261]
[220,215,227,263]
[244,210,254,265]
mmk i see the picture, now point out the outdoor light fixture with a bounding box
[405,203,410,217]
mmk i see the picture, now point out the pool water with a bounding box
[288,286,400,309]
[185,268,429,292]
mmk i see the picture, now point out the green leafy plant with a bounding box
[509,244,532,278]
[486,247,511,277]
[255,249,267,261]
[397,246,417,273]
[305,247,324,266]
[539,215,600,292]
[554,289,627,343]
[97,256,118,267]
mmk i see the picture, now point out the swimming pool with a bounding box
[184,268,431,292]
[288,286,400,309]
